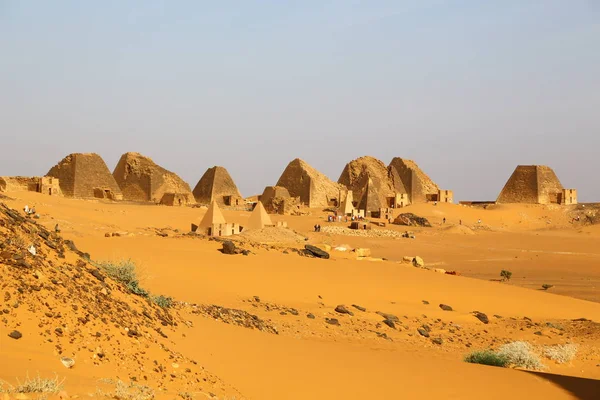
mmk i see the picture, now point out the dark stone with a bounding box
[494,315,503,319]
[54,327,63,336]
[306,313,315,319]
[253,296,261,302]
[422,300,430,305]
[241,250,250,256]
[304,245,330,259]
[382,319,396,329]
[325,318,340,326]
[127,329,140,337]
[417,328,430,338]
[90,269,105,282]
[289,309,299,316]
[221,241,237,255]
[8,330,22,339]
[352,304,366,312]
[439,304,453,311]
[64,240,78,252]
[431,337,443,345]
[474,312,489,324]
[572,318,589,322]
[335,305,354,316]
[376,311,399,322]
[534,331,543,336]
[422,324,431,332]
[44,240,57,250]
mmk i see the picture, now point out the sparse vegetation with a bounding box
[178,392,195,400]
[95,259,174,309]
[497,341,546,370]
[98,379,155,400]
[152,295,174,308]
[543,344,578,364]
[464,350,510,367]
[542,284,554,290]
[500,270,512,282]
[0,374,64,394]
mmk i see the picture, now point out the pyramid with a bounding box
[388,158,439,204]
[199,201,227,229]
[276,158,344,208]
[193,166,242,206]
[340,190,355,215]
[46,153,122,199]
[357,177,384,213]
[497,165,564,204]
[338,156,396,212]
[247,201,273,230]
[113,152,194,203]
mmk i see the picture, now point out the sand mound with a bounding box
[443,224,476,235]
[236,226,306,245]
[0,202,237,397]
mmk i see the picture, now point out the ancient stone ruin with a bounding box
[113,152,194,203]
[0,176,61,196]
[193,166,243,207]
[247,201,274,230]
[191,201,241,237]
[388,158,446,204]
[259,186,304,215]
[497,165,577,205]
[46,153,123,200]
[276,158,344,208]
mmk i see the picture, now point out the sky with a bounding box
[1,1,598,201]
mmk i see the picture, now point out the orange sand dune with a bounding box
[1,191,599,399]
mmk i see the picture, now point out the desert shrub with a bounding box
[543,344,578,364]
[497,341,545,370]
[152,295,173,308]
[98,380,154,400]
[0,374,64,394]
[178,392,194,400]
[464,350,509,367]
[95,259,149,298]
[541,284,554,290]
[500,270,512,282]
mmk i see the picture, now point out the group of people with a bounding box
[313,224,322,232]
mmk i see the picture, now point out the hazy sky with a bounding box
[1,1,598,201]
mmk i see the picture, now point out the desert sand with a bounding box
[1,190,600,399]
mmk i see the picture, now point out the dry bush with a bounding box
[497,341,546,371]
[98,380,154,400]
[543,344,578,364]
[0,374,64,394]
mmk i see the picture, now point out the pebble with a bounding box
[439,304,453,311]
[306,313,315,319]
[325,318,340,326]
[382,319,396,329]
[352,304,366,312]
[335,305,354,316]
[417,328,430,338]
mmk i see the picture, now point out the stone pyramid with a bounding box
[113,152,193,203]
[199,201,227,229]
[338,156,395,212]
[340,190,355,215]
[193,166,242,206]
[46,153,122,199]
[276,158,343,208]
[388,158,439,204]
[247,201,273,230]
[497,165,564,204]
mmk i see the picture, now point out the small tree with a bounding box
[500,270,512,282]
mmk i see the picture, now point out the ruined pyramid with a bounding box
[193,166,242,206]
[113,152,194,203]
[497,165,565,204]
[276,158,344,208]
[388,158,439,204]
[338,156,396,212]
[46,153,123,199]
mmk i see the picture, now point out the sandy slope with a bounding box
[1,191,599,399]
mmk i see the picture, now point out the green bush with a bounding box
[500,270,512,282]
[152,295,173,308]
[95,259,149,298]
[464,350,509,367]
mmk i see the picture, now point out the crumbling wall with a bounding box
[0,177,39,192]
